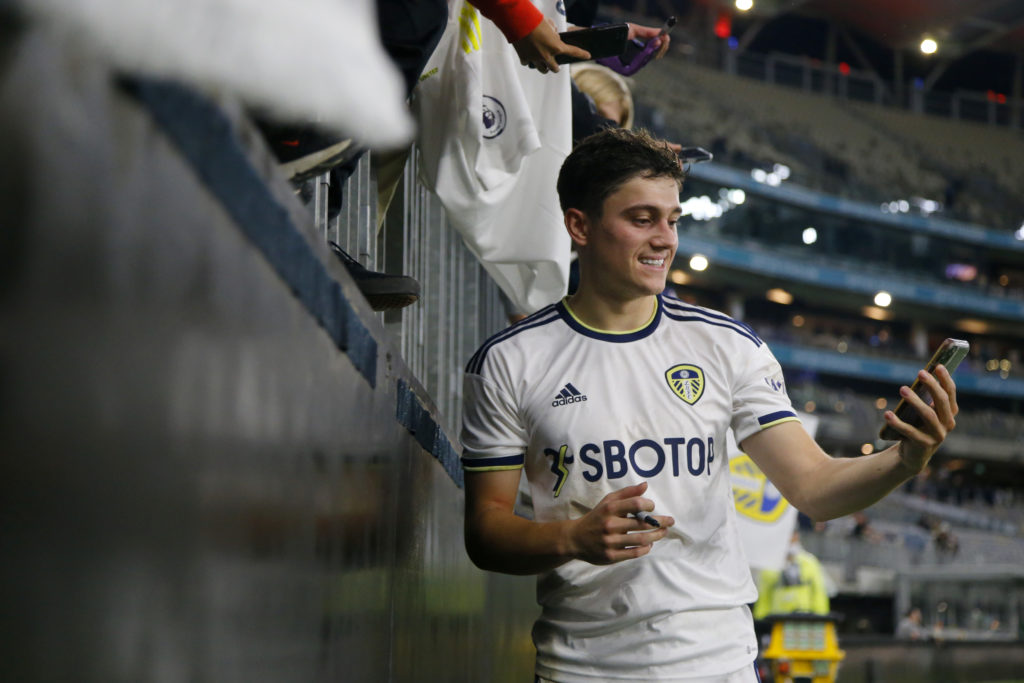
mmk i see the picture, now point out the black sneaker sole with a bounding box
[327,241,420,311]
[364,291,420,311]
[357,276,421,311]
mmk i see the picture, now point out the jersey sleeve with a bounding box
[468,0,544,43]
[730,340,799,445]
[460,369,528,472]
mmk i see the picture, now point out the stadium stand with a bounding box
[852,102,1024,229]
[634,59,948,209]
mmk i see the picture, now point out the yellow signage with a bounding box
[730,453,790,523]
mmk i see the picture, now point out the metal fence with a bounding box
[316,150,507,436]
[721,48,1023,130]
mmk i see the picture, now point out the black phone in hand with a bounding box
[556,24,629,64]
[879,338,969,441]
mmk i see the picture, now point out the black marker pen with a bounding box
[633,511,661,528]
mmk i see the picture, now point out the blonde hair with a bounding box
[570,63,634,129]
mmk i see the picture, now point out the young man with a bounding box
[460,128,958,682]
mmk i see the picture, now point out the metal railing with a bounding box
[316,149,507,437]
[721,47,1024,131]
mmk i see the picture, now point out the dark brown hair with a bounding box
[557,127,685,218]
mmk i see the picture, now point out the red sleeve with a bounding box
[469,0,544,43]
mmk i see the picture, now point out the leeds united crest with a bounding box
[665,364,705,405]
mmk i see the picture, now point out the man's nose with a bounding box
[653,218,678,245]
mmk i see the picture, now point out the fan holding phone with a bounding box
[514,18,672,74]
[597,15,675,75]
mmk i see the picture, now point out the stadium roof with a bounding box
[688,0,1024,94]
[800,0,1024,55]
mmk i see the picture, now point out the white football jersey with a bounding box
[462,294,800,681]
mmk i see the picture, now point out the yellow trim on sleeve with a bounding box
[759,416,802,430]
[462,464,524,473]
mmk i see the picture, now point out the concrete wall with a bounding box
[0,16,536,682]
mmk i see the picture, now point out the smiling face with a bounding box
[569,174,682,303]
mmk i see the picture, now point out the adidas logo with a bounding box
[551,382,588,407]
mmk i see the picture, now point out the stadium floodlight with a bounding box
[689,254,709,271]
[862,306,892,321]
[735,0,753,11]
[669,269,690,285]
[874,291,892,307]
[920,37,938,55]
[728,188,746,204]
[802,227,818,245]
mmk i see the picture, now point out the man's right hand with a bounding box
[512,18,590,74]
[566,482,674,565]
[887,364,959,473]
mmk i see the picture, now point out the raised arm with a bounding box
[467,0,589,73]
[464,471,674,574]
[743,365,958,522]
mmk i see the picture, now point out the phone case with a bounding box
[557,24,629,64]
[599,16,674,75]
[878,338,969,441]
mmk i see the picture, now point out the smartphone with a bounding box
[878,338,970,441]
[620,16,676,65]
[679,146,713,164]
[557,24,629,64]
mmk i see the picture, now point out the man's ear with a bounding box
[564,208,589,248]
